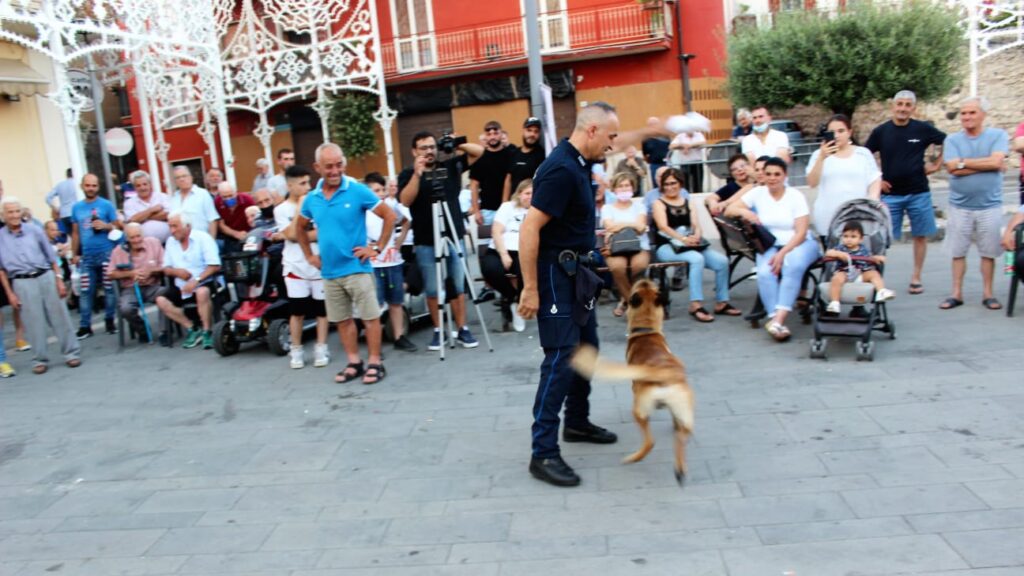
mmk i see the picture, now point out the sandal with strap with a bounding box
[714,302,742,316]
[613,301,628,317]
[335,361,364,384]
[362,363,386,385]
[765,321,791,342]
[689,306,714,323]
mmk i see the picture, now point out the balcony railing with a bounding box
[381,2,671,76]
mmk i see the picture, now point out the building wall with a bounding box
[0,97,59,219]
[452,99,531,145]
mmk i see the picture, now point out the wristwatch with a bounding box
[956,159,965,170]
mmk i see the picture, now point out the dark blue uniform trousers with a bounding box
[531,261,598,459]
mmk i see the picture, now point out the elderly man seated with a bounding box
[155,212,221,350]
[123,170,170,243]
[214,181,255,254]
[107,223,164,343]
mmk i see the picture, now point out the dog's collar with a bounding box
[628,326,662,338]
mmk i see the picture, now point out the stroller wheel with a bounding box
[855,341,875,362]
[809,338,828,360]
[888,321,896,340]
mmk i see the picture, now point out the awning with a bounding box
[0,58,50,97]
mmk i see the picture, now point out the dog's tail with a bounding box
[570,344,683,384]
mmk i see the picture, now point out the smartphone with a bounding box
[822,131,835,143]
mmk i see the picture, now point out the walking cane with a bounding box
[134,281,153,343]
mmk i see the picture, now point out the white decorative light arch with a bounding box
[216,0,397,176]
[954,0,1024,95]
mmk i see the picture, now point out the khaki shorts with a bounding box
[324,273,381,322]
[945,205,1003,259]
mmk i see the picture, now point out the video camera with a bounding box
[437,131,467,155]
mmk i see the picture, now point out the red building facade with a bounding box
[129,0,733,187]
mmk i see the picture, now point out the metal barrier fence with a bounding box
[671,139,826,193]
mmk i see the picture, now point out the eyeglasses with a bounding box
[416,145,437,151]
[485,128,501,133]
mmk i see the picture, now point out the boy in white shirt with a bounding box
[364,172,417,353]
[274,166,329,369]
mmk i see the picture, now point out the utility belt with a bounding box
[539,249,598,278]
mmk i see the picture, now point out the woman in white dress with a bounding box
[806,114,882,238]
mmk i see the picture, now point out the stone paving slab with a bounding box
[1,181,1023,574]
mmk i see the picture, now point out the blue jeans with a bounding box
[480,209,497,226]
[655,245,730,303]
[755,237,821,315]
[414,241,466,298]
[79,253,116,327]
[0,321,6,363]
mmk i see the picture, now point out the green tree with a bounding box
[725,3,965,120]
[328,92,379,159]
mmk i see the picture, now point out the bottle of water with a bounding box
[1006,251,1015,276]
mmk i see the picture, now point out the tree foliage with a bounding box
[725,3,965,118]
[329,92,378,158]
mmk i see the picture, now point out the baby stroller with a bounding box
[809,199,896,361]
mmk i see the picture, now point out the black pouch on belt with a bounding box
[572,266,603,327]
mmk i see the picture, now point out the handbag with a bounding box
[608,227,642,256]
[740,220,777,254]
[659,226,710,253]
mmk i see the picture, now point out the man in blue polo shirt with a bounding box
[70,173,121,338]
[296,143,395,385]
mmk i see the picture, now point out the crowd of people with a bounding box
[1,92,1022,386]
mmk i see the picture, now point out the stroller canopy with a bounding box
[826,199,892,255]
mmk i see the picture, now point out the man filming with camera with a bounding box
[399,131,484,351]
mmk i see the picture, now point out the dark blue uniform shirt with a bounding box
[531,139,595,254]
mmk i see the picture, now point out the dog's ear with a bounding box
[655,290,670,308]
[629,293,643,309]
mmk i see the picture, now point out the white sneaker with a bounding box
[289,346,305,369]
[826,300,841,314]
[875,288,895,302]
[511,304,526,332]
[313,343,329,367]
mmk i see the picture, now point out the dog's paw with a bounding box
[674,468,686,487]
[622,452,643,464]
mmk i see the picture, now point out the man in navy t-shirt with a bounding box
[70,173,121,338]
[865,90,946,295]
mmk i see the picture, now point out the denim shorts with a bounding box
[882,192,937,240]
[414,241,466,298]
[374,265,405,306]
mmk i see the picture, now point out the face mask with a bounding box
[224,197,237,208]
[615,191,633,202]
[260,206,274,220]
[752,123,768,134]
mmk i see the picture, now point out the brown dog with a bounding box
[571,278,694,485]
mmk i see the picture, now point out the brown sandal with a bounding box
[714,303,742,316]
[32,364,48,375]
[688,307,714,323]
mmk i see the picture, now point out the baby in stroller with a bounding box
[824,220,895,314]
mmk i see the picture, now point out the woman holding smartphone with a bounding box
[807,114,882,237]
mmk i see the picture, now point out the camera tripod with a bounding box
[429,193,495,360]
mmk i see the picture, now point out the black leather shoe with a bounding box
[529,456,580,487]
[563,423,618,444]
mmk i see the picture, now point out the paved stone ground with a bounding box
[1,179,1022,576]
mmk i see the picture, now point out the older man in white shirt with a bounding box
[123,170,170,243]
[155,212,221,350]
[168,166,219,239]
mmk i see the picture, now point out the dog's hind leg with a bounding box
[623,402,655,464]
[672,418,691,486]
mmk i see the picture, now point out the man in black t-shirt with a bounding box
[865,90,946,294]
[641,116,670,187]
[504,116,546,201]
[468,120,513,227]
[399,131,483,351]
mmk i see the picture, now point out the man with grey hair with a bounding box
[939,95,1010,311]
[156,211,221,349]
[107,222,164,342]
[866,89,947,295]
[252,158,272,193]
[732,108,753,138]
[0,196,82,374]
[169,165,219,239]
[296,142,396,384]
[213,180,255,254]
[124,170,170,243]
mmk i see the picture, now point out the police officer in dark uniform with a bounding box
[517,102,627,487]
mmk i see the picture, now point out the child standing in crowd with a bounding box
[274,165,330,369]
[826,221,895,314]
[364,172,417,353]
